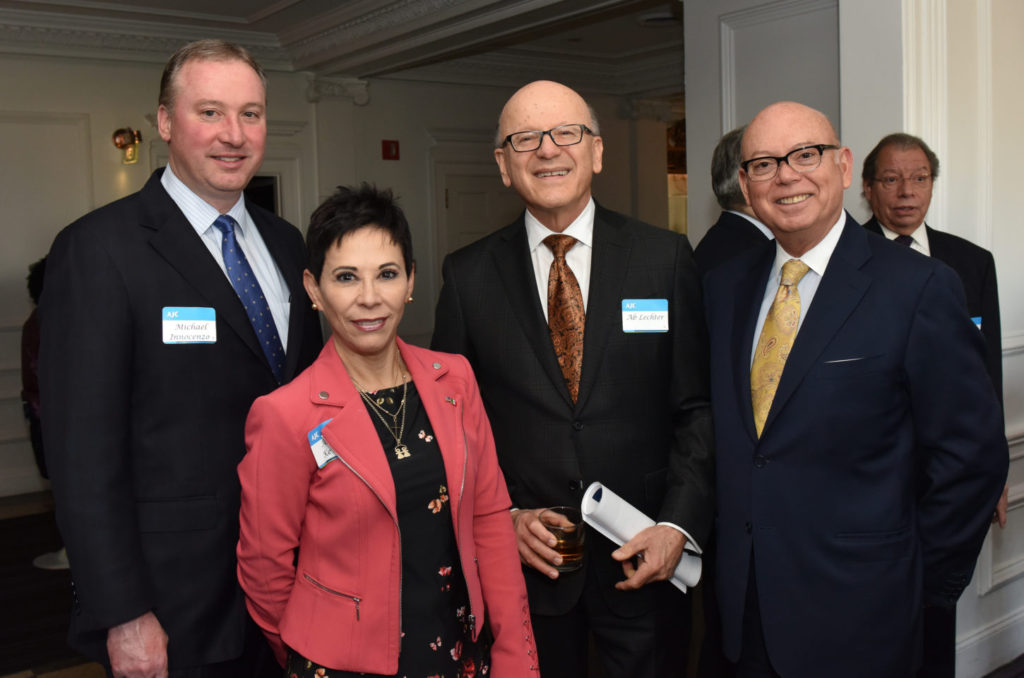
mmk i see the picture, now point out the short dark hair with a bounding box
[712,126,747,210]
[861,133,940,196]
[159,39,266,111]
[306,184,414,281]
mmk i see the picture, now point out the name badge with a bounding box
[972,316,983,331]
[622,299,668,333]
[308,419,337,468]
[162,307,216,344]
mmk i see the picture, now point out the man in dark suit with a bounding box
[431,80,713,678]
[704,102,1007,677]
[694,126,772,278]
[861,132,1007,677]
[40,40,321,677]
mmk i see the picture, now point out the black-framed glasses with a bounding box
[501,124,593,152]
[872,173,932,192]
[741,144,840,181]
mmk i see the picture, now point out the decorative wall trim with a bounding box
[306,77,369,105]
[0,7,288,68]
[902,0,948,233]
[719,0,836,131]
[957,598,1024,676]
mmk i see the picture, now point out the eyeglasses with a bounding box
[741,144,840,181]
[501,124,594,152]
[872,174,932,192]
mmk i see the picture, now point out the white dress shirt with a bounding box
[751,212,847,366]
[161,166,291,349]
[876,220,931,256]
[525,199,595,316]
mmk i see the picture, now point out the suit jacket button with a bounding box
[753,454,767,468]
[572,421,584,431]
[745,521,752,534]
[568,479,584,491]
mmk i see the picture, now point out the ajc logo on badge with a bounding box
[621,299,669,333]
[162,307,217,344]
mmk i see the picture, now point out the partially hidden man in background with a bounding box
[40,39,321,678]
[703,101,1007,677]
[861,132,1008,678]
[432,80,714,678]
[693,125,772,279]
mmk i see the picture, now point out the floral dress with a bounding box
[285,381,491,678]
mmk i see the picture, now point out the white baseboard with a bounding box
[957,605,1024,677]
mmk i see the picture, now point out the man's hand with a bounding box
[107,611,169,678]
[511,508,563,579]
[611,524,685,591]
[993,483,1009,528]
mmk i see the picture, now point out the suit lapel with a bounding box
[490,218,572,406]
[760,218,872,436]
[316,345,398,516]
[576,207,630,411]
[732,244,775,442]
[140,174,270,371]
[250,207,310,380]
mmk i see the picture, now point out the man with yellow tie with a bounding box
[703,101,1007,678]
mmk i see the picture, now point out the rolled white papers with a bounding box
[580,481,702,592]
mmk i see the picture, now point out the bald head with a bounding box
[493,80,604,231]
[495,81,600,148]
[739,101,852,256]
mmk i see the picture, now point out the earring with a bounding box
[311,303,319,311]
[407,296,414,303]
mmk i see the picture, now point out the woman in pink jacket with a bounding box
[237,184,538,677]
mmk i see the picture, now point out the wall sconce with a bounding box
[112,127,142,165]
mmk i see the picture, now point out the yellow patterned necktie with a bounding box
[544,234,585,403]
[750,259,811,437]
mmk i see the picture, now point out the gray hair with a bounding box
[711,126,747,210]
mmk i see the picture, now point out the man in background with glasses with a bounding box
[432,80,713,678]
[703,101,1006,676]
[861,132,1007,678]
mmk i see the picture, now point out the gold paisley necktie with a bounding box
[544,234,585,403]
[750,259,811,437]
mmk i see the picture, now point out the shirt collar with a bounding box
[525,198,596,253]
[771,210,846,281]
[161,164,249,237]
[877,220,930,252]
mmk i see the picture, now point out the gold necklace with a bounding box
[352,377,410,459]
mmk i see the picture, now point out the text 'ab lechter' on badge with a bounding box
[308,419,338,468]
[621,299,669,333]
[162,307,216,344]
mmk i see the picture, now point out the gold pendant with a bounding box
[395,444,411,459]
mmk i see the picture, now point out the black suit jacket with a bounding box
[705,216,1007,676]
[693,210,771,279]
[431,203,714,617]
[863,216,1002,400]
[40,170,322,667]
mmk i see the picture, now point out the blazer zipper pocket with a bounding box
[303,573,361,620]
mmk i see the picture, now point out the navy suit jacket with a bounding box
[432,203,714,617]
[863,216,1002,401]
[40,170,322,667]
[704,215,1007,677]
[693,210,771,279]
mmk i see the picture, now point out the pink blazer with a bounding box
[237,339,538,675]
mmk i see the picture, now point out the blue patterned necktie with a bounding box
[213,215,286,382]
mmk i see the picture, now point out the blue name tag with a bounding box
[308,419,337,468]
[162,307,216,344]
[972,316,982,330]
[621,299,669,333]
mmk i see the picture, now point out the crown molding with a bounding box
[0,7,289,68]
